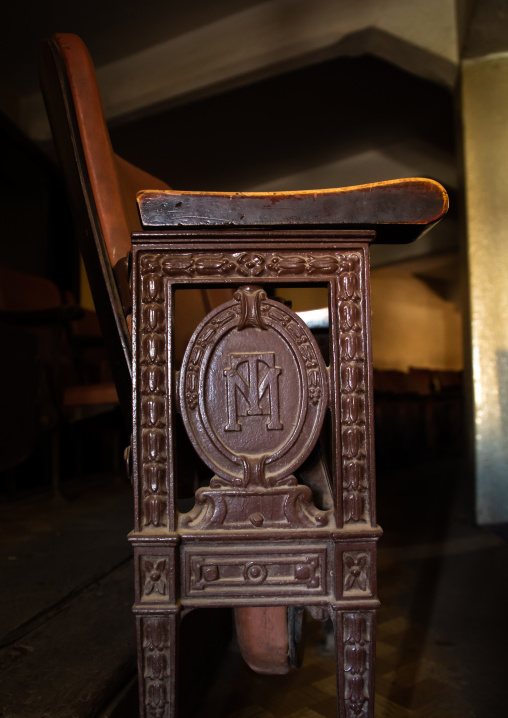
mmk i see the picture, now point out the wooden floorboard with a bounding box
[1,458,507,717]
[190,458,506,718]
[0,479,137,718]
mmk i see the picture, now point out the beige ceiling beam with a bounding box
[21,0,458,141]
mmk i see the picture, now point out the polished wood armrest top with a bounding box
[137,178,448,244]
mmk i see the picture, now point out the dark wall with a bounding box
[109,53,454,191]
[0,112,76,291]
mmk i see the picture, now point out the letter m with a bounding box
[224,352,282,432]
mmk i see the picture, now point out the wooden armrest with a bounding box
[137,178,448,244]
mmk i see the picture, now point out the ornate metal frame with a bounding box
[131,229,380,718]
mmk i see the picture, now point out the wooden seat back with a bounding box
[38,33,232,428]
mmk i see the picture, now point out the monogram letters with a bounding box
[224,352,282,432]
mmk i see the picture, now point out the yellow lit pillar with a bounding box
[462,53,508,523]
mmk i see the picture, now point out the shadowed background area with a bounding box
[1,1,508,716]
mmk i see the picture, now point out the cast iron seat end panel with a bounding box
[132,180,448,717]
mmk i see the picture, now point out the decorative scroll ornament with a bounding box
[343,553,369,593]
[139,255,169,530]
[184,549,324,595]
[151,250,359,278]
[336,252,369,525]
[343,612,373,717]
[143,617,170,718]
[143,559,168,596]
[179,285,330,530]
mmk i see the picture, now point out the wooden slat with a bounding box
[137,179,448,244]
[0,562,136,718]
[0,485,132,644]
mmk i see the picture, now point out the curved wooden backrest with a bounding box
[38,34,235,427]
[38,34,140,428]
[39,34,224,430]
[40,34,171,265]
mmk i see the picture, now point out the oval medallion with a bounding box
[180,286,328,486]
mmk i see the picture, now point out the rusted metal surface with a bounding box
[129,200,449,716]
[179,285,329,522]
[129,179,448,714]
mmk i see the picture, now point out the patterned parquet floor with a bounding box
[2,458,506,716]
[191,458,508,718]
[191,611,476,718]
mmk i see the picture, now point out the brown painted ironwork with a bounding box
[35,30,454,717]
[131,179,447,718]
